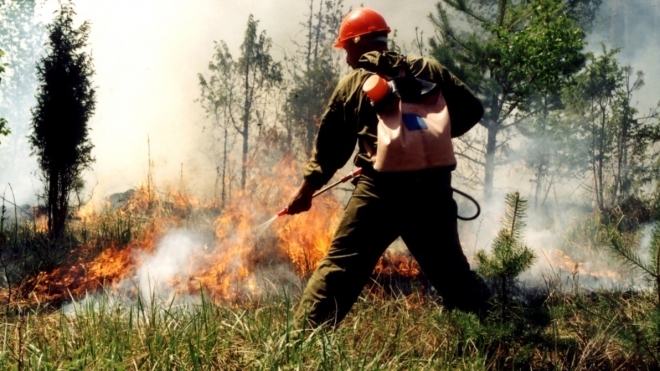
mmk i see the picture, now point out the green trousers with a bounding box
[294,168,489,328]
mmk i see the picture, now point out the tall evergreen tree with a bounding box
[429,0,586,198]
[29,2,95,238]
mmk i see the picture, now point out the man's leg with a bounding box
[294,175,400,329]
[399,174,489,313]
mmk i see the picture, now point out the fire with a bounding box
[545,249,622,281]
[9,155,631,309]
[10,157,421,306]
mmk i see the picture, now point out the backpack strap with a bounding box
[398,55,407,78]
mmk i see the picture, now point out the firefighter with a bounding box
[286,8,489,329]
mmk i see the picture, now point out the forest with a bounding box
[0,0,659,369]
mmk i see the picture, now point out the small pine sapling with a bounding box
[609,223,660,305]
[475,192,536,322]
[610,220,660,354]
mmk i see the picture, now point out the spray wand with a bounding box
[276,167,362,217]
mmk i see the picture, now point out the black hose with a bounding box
[452,188,480,221]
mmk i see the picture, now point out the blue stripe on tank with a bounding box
[402,114,428,131]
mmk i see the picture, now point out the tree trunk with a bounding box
[591,115,602,211]
[484,123,498,199]
[598,105,606,209]
[47,170,56,236]
[241,51,250,190]
[534,100,549,210]
[222,122,228,208]
[305,0,314,71]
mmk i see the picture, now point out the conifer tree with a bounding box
[609,223,660,306]
[429,0,586,198]
[475,192,536,321]
[29,2,95,238]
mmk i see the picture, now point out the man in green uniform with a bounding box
[286,8,489,329]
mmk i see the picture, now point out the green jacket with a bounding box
[303,51,483,190]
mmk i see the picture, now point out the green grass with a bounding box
[1,190,659,370]
[0,286,658,370]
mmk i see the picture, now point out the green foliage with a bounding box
[198,41,239,208]
[283,0,344,156]
[236,15,283,190]
[284,60,338,155]
[0,118,7,144]
[609,221,660,304]
[29,1,96,238]
[0,49,8,144]
[0,290,657,369]
[430,0,587,198]
[564,46,660,210]
[475,192,536,321]
[520,105,591,209]
[563,0,604,31]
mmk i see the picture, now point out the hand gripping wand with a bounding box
[276,167,363,217]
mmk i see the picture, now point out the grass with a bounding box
[1,184,659,369]
[0,285,658,370]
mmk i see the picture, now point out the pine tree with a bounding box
[429,0,586,198]
[609,223,660,306]
[609,220,660,354]
[29,2,95,238]
[475,192,536,321]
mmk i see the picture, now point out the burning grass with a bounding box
[1,157,659,369]
[2,157,424,308]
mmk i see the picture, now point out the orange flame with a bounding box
[11,157,422,306]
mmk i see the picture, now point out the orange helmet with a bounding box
[334,8,391,49]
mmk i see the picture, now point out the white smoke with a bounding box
[133,229,203,301]
[3,0,657,298]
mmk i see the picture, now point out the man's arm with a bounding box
[438,67,484,138]
[410,57,484,137]
[287,77,359,214]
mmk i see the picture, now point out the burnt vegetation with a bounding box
[0,0,659,369]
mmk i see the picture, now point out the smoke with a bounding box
[0,1,47,204]
[588,0,660,110]
[73,226,303,306]
[133,230,203,301]
[5,0,435,207]
[2,0,658,298]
